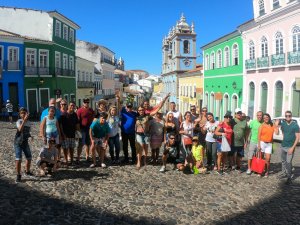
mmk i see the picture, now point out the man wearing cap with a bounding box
[229,108,249,171]
[6,100,13,123]
[77,98,94,162]
[40,98,61,121]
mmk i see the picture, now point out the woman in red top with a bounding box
[214,112,233,174]
[258,113,278,177]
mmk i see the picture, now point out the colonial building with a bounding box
[0,30,24,110]
[202,31,243,119]
[239,0,300,118]
[0,7,80,114]
[76,56,95,107]
[161,14,197,112]
[178,64,203,114]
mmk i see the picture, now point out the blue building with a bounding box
[161,14,197,112]
[0,30,25,111]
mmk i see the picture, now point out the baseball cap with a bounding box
[192,136,199,141]
[234,108,242,114]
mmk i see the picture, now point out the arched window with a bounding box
[210,93,215,113]
[248,82,255,119]
[260,82,268,113]
[249,41,255,59]
[259,0,265,16]
[223,94,229,115]
[292,26,300,52]
[205,54,209,70]
[231,95,238,113]
[224,47,229,67]
[261,36,268,57]
[275,32,283,55]
[217,50,222,68]
[183,40,190,54]
[232,44,239,65]
[274,81,283,117]
[292,82,300,117]
[210,52,215,69]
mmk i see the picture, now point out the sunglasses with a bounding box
[84,101,89,104]
[169,137,175,140]
[191,108,196,110]
[285,115,292,118]
[192,140,198,142]
[202,110,207,112]
[61,103,67,105]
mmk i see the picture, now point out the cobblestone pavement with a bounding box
[0,121,300,225]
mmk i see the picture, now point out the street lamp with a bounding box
[232,82,237,89]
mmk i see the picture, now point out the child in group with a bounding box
[14,107,34,182]
[89,112,110,168]
[36,138,60,176]
[40,106,61,145]
[191,136,206,174]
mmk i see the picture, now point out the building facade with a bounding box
[161,14,197,112]
[240,0,300,118]
[178,65,203,113]
[0,30,24,111]
[202,31,243,119]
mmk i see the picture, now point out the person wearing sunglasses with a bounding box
[276,111,300,184]
[159,133,178,172]
[60,99,68,115]
[190,105,199,122]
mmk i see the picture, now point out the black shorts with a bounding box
[8,112,13,117]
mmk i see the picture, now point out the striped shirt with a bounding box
[6,103,13,112]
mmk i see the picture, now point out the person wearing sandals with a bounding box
[203,112,219,171]
[159,133,178,172]
[214,112,233,175]
[107,106,121,164]
[89,112,110,168]
[14,107,34,182]
[60,101,80,167]
[257,113,278,177]
[36,138,59,176]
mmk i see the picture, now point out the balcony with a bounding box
[245,59,256,70]
[271,53,285,67]
[101,58,115,66]
[77,81,94,88]
[25,67,38,75]
[55,67,62,76]
[62,69,69,76]
[7,61,20,70]
[288,51,300,65]
[257,56,269,69]
[39,67,49,75]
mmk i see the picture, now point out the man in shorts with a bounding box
[246,111,263,175]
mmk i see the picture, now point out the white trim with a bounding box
[258,80,269,112]
[24,75,38,78]
[223,92,230,116]
[273,79,284,117]
[224,46,230,67]
[55,51,61,68]
[39,88,50,108]
[69,28,75,43]
[289,80,296,112]
[55,20,62,38]
[205,74,243,79]
[63,53,68,70]
[57,75,76,79]
[38,49,49,67]
[53,43,75,52]
[7,46,19,62]
[232,43,239,66]
[216,48,222,68]
[25,48,37,67]
[26,88,38,113]
[40,75,52,77]
[231,93,239,113]
[63,24,69,41]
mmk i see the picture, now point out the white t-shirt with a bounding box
[205,120,219,142]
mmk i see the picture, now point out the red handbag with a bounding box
[183,137,192,145]
[251,152,266,174]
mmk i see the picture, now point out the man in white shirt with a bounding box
[6,100,13,123]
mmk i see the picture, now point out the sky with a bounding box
[1,0,253,75]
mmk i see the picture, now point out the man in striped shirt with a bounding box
[6,100,13,123]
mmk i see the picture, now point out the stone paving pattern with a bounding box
[0,122,300,225]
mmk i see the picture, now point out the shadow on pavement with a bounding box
[0,177,171,225]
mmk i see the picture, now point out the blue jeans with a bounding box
[14,142,32,161]
[109,133,120,160]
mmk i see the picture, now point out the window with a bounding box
[275,32,283,55]
[232,44,239,65]
[55,20,61,37]
[292,26,300,52]
[39,50,49,68]
[205,54,209,70]
[273,0,280,9]
[81,71,85,81]
[55,52,61,68]
[77,70,80,80]
[183,40,190,54]
[0,46,3,63]
[63,25,68,41]
[249,41,255,59]
[217,50,222,68]
[63,54,68,69]
[259,0,265,16]
[261,36,268,57]
[69,28,74,43]
[69,56,74,71]
[190,86,193,97]
[26,49,36,67]
[224,47,229,67]
[8,47,19,62]
[210,52,215,69]
[90,73,93,82]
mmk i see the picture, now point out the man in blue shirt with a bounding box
[120,102,138,164]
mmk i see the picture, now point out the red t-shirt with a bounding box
[77,107,94,128]
[217,122,233,145]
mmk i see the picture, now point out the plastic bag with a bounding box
[221,136,231,152]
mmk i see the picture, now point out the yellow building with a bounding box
[178,65,203,113]
[150,81,163,106]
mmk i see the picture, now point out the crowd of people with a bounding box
[13,94,300,185]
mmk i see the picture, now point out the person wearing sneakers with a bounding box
[6,99,13,123]
[160,133,178,172]
[257,113,278,177]
[89,112,110,168]
[276,111,300,184]
[246,111,263,175]
[14,107,34,182]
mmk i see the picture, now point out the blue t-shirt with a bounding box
[281,120,300,147]
[90,120,110,138]
[40,108,61,122]
[121,107,138,134]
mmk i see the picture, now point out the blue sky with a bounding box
[1,0,253,74]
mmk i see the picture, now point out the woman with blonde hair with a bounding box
[107,105,121,164]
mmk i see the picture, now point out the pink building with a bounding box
[239,0,300,118]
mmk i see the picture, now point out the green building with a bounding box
[202,31,243,120]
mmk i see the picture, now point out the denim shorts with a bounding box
[14,142,32,161]
[136,133,147,145]
[216,142,222,153]
[228,146,244,157]
[79,127,91,146]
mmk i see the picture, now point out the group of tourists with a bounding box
[13,94,299,185]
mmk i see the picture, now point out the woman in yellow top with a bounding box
[191,136,205,173]
[258,113,278,177]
